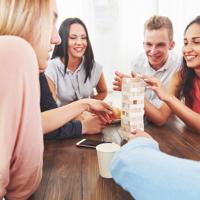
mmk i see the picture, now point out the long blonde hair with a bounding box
[0,0,53,68]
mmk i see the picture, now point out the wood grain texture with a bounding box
[29,115,200,200]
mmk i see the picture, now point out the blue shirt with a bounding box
[110,137,200,200]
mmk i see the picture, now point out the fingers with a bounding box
[113,73,122,91]
[101,102,113,114]
[131,71,137,78]
[115,71,126,78]
[98,112,113,124]
[128,129,152,141]
[142,76,160,87]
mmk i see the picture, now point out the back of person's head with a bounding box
[144,15,173,41]
[181,16,200,106]
[0,0,53,68]
[52,17,94,82]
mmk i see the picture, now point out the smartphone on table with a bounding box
[76,138,109,148]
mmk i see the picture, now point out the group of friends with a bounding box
[0,0,200,199]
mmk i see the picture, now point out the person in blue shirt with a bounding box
[110,130,200,200]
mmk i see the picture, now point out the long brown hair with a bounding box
[180,16,200,107]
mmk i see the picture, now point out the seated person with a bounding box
[40,73,112,139]
[141,16,200,132]
[110,130,200,200]
[0,0,60,199]
[113,15,181,108]
[45,17,108,107]
[114,16,200,133]
[110,16,200,200]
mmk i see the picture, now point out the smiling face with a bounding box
[68,23,87,60]
[143,28,174,70]
[183,23,200,74]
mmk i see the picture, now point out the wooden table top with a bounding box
[29,116,200,200]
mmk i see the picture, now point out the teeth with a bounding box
[74,48,83,52]
[186,55,196,61]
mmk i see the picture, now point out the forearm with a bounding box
[144,98,171,126]
[44,120,82,139]
[164,95,200,132]
[42,100,89,133]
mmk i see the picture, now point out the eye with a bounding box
[183,40,188,46]
[193,40,200,44]
[69,36,76,40]
[144,42,152,47]
[81,36,87,40]
[156,43,166,48]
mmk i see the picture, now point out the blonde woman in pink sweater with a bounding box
[0,0,61,199]
[0,1,113,199]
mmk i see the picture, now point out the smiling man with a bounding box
[113,16,181,108]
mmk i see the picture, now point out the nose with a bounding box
[149,46,158,54]
[51,28,61,46]
[75,37,82,45]
[183,43,193,54]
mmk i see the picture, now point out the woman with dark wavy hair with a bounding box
[45,17,107,107]
[143,16,200,132]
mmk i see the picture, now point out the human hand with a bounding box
[81,99,113,123]
[113,71,130,91]
[128,129,152,141]
[131,71,139,78]
[82,99,112,113]
[81,114,106,134]
[142,76,171,101]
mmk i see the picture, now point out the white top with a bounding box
[45,57,103,106]
[131,51,182,108]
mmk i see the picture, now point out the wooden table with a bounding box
[29,116,200,200]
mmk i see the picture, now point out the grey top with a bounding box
[45,57,103,106]
[131,51,182,108]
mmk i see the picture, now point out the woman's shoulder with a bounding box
[172,71,182,83]
[47,57,63,71]
[168,71,182,96]
[91,61,103,73]
[93,61,103,68]
[0,36,35,54]
[0,36,37,68]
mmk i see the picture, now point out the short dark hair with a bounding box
[144,15,173,41]
[52,17,94,82]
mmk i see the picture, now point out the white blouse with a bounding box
[45,57,103,106]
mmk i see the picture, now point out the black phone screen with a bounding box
[76,139,107,148]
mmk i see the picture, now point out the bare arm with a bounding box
[41,98,113,133]
[94,73,108,100]
[144,72,200,132]
[41,100,88,133]
[162,95,200,132]
[46,76,57,100]
[144,72,181,125]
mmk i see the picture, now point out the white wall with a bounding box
[56,0,200,89]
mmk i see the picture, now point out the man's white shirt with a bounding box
[131,51,182,108]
